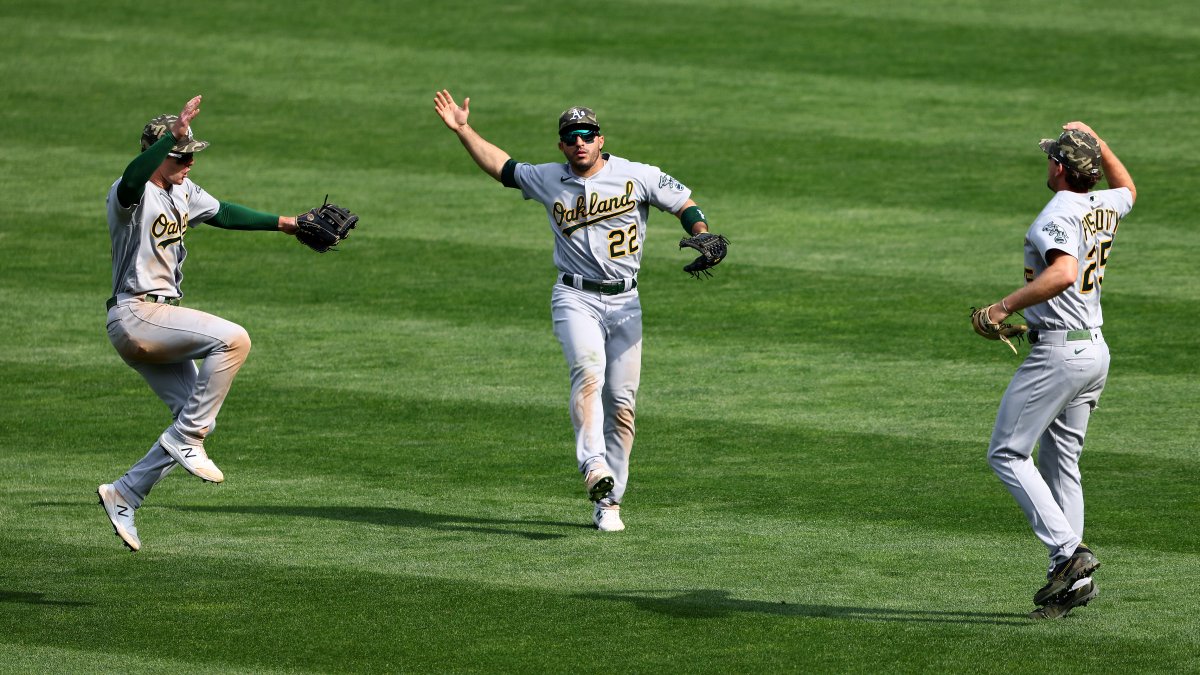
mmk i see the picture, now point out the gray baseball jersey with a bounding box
[1023,187,1134,330]
[511,154,692,280]
[106,178,219,299]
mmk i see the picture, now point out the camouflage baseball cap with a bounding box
[140,114,210,154]
[1039,129,1101,177]
[558,106,599,132]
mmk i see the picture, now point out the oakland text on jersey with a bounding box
[553,181,637,236]
[151,212,188,247]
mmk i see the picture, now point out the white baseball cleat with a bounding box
[159,436,224,483]
[97,484,141,552]
[593,504,625,532]
[584,467,614,503]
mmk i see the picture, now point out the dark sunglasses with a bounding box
[168,152,194,164]
[560,129,598,145]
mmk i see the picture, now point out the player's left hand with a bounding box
[294,199,359,253]
[679,232,729,278]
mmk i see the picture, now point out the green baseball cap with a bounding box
[558,106,599,133]
[1039,129,1101,177]
[141,114,210,154]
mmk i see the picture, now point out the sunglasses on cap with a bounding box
[559,129,598,145]
[168,152,194,164]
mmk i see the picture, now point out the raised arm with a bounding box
[434,90,510,181]
[1064,121,1136,204]
[116,95,203,208]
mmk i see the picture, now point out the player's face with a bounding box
[1046,157,1063,192]
[559,129,604,174]
[159,153,195,186]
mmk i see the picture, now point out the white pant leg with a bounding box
[600,293,642,505]
[988,340,1108,566]
[108,302,251,445]
[1037,403,1090,539]
[107,302,250,505]
[551,286,608,475]
[1037,343,1109,540]
[113,358,196,508]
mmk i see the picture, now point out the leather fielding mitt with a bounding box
[296,199,358,253]
[679,232,729,278]
[971,304,1027,355]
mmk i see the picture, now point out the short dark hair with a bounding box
[1065,166,1102,192]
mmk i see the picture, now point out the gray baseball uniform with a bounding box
[508,154,692,506]
[988,186,1133,568]
[105,172,252,508]
[102,110,287,525]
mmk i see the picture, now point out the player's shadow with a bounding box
[165,504,581,541]
[0,590,92,607]
[579,589,1030,626]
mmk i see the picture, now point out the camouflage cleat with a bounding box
[1029,580,1098,620]
[1034,545,1100,606]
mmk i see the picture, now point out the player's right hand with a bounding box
[434,89,470,131]
[173,95,202,140]
[1063,120,1101,143]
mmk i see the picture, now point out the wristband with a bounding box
[680,205,706,234]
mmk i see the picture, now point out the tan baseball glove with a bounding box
[970,304,1027,355]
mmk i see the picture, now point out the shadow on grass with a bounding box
[162,504,584,541]
[580,589,1030,626]
[0,590,92,607]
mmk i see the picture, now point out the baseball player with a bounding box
[98,95,314,552]
[978,121,1135,618]
[433,90,723,532]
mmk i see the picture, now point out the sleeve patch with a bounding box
[658,174,687,192]
[1042,222,1068,245]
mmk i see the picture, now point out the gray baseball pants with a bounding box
[106,299,250,507]
[987,328,1109,567]
[551,283,642,506]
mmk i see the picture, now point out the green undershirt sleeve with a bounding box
[116,133,176,208]
[206,201,281,231]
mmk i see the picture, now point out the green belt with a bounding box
[106,294,181,310]
[1028,329,1092,345]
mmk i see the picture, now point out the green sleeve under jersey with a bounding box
[206,202,280,230]
[115,133,176,208]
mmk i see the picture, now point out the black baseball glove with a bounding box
[296,199,358,253]
[679,232,729,278]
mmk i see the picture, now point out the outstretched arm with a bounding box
[434,90,510,181]
[207,201,298,233]
[1064,121,1136,204]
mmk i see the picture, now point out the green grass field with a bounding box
[2,0,1199,671]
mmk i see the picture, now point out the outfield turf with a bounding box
[2,0,1199,671]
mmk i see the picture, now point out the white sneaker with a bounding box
[97,484,141,552]
[593,504,625,532]
[159,435,224,483]
[584,467,614,503]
